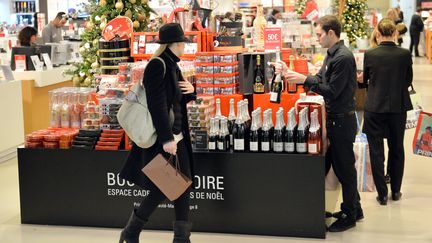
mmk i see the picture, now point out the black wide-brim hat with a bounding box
[157,23,189,44]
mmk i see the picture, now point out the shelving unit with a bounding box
[10,0,39,25]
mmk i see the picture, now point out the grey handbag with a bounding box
[117,57,174,148]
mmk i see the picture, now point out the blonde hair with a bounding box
[151,44,168,58]
[370,28,379,48]
[386,8,399,23]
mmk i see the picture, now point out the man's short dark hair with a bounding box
[416,7,422,13]
[271,9,280,16]
[55,12,66,20]
[314,15,342,38]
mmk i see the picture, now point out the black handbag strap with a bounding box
[167,155,181,174]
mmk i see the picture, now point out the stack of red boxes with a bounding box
[25,128,78,149]
[195,52,239,96]
[96,129,124,150]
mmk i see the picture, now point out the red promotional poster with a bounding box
[14,55,27,71]
[102,16,133,41]
[264,27,282,51]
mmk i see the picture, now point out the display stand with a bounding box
[18,148,327,239]
[14,66,72,134]
[426,30,432,64]
[0,80,24,162]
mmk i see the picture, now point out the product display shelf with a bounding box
[18,148,328,239]
[16,66,73,134]
[0,80,24,162]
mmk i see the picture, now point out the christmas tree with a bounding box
[295,0,307,16]
[340,0,369,46]
[68,0,156,87]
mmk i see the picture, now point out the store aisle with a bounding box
[1,58,431,243]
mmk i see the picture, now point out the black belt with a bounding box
[327,110,355,119]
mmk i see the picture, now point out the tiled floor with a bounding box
[0,58,431,243]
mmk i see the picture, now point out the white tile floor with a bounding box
[1,58,432,243]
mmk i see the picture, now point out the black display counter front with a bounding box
[17,148,326,239]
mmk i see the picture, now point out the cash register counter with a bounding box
[0,80,24,162]
[14,66,72,134]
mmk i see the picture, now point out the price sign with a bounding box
[264,27,282,51]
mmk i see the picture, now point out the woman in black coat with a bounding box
[119,23,196,243]
[360,18,413,206]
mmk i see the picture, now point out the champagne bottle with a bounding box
[268,109,275,150]
[215,98,222,118]
[253,55,265,94]
[296,109,308,153]
[270,49,284,104]
[249,111,260,152]
[261,110,271,152]
[308,110,321,155]
[218,117,230,151]
[227,98,236,148]
[243,99,251,129]
[273,110,284,153]
[209,118,217,151]
[233,101,246,152]
[253,4,266,48]
[288,55,298,93]
[284,108,297,153]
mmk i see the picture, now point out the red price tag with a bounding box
[264,27,282,50]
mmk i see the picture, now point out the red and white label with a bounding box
[264,27,282,50]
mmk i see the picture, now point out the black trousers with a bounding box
[363,112,407,198]
[136,139,192,221]
[326,113,361,218]
[410,33,420,56]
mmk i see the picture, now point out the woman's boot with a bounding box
[119,209,147,243]
[172,221,192,243]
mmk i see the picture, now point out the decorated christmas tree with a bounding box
[68,0,156,87]
[295,0,307,16]
[340,0,369,46]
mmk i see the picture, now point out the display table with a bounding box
[18,148,327,239]
[14,66,72,134]
[0,80,24,162]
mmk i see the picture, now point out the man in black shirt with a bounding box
[280,15,362,232]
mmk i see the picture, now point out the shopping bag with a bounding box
[354,113,376,192]
[412,111,432,157]
[142,154,192,201]
[406,86,423,129]
[354,133,376,192]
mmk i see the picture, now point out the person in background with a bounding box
[359,18,412,206]
[235,12,243,22]
[277,15,363,232]
[386,8,405,46]
[18,26,38,47]
[41,12,67,44]
[222,12,235,22]
[395,6,404,22]
[267,9,281,24]
[119,23,196,243]
[410,7,425,57]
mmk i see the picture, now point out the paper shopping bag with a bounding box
[413,112,432,157]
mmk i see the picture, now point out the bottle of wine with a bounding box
[218,117,230,151]
[270,49,284,104]
[273,110,284,153]
[308,109,321,155]
[243,99,251,129]
[227,98,236,148]
[253,4,266,49]
[284,108,297,153]
[253,55,265,94]
[261,110,271,152]
[233,101,245,152]
[209,118,217,151]
[268,109,275,150]
[287,55,298,94]
[249,111,260,152]
[215,98,222,118]
[296,109,308,153]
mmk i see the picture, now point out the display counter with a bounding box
[0,80,24,162]
[14,66,73,134]
[426,30,432,64]
[18,148,327,239]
